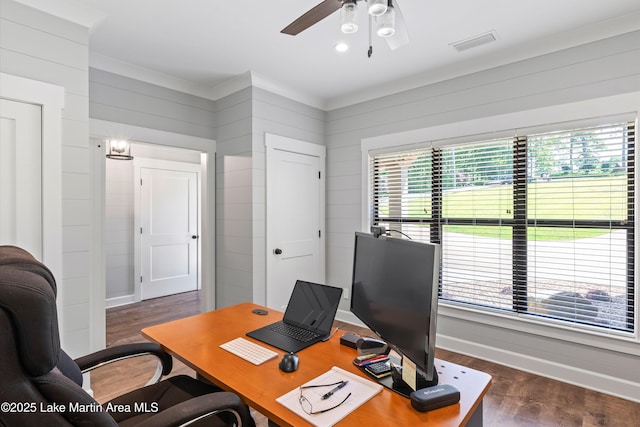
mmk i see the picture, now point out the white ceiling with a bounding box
[16,0,640,109]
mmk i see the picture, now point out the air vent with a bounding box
[450,30,497,52]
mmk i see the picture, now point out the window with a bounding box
[369,120,635,333]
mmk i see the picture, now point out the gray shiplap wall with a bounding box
[89,70,215,303]
[251,87,325,303]
[89,68,216,140]
[215,87,254,306]
[0,0,91,357]
[215,87,325,307]
[325,30,640,400]
[104,157,134,300]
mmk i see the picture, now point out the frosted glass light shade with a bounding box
[340,2,359,34]
[367,0,387,16]
[376,6,395,37]
[106,139,133,160]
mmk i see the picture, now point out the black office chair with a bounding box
[0,245,256,427]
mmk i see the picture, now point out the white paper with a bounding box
[276,366,383,427]
[402,356,417,391]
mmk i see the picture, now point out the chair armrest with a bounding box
[135,392,255,427]
[75,342,173,381]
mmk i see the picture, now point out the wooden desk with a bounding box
[142,302,491,427]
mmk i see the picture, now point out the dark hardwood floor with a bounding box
[98,291,640,426]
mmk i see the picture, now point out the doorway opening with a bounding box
[105,143,203,307]
[91,118,216,351]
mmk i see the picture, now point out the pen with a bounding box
[355,353,378,362]
[357,354,389,366]
[321,380,348,400]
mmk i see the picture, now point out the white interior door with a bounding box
[266,134,326,310]
[0,99,42,258]
[140,164,199,300]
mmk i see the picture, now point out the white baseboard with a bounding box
[335,309,640,403]
[105,294,136,309]
[336,309,366,329]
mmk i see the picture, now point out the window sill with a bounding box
[438,300,640,356]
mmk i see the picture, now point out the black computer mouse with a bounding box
[279,352,299,373]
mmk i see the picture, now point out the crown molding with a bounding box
[249,72,326,110]
[89,54,252,103]
[89,55,327,109]
[89,53,209,97]
[13,0,106,28]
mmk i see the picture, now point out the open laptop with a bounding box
[247,280,343,353]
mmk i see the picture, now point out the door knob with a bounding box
[274,248,283,255]
[192,235,198,239]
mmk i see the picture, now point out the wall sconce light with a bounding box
[106,139,133,160]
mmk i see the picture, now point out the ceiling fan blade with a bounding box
[385,0,409,50]
[281,0,342,36]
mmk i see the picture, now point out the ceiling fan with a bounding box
[281,0,409,56]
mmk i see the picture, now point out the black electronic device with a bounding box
[350,232,441,392]
[410,384,460,412]
[278,352,299,373]
[356,337,390,356]
[339,332,360,349]
[364,360,392,378]
[247,280,343,353]
[251,308,269,315]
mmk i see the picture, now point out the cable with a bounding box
[385,229,413,240]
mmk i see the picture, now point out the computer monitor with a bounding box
[350,232,441,389]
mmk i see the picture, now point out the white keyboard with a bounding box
[220,337,278,365]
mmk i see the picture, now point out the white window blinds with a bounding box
[369,121,635,333]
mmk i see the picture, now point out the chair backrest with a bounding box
[0,245,116,426]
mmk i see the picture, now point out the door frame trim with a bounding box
[264,132,326,306]
[91,119,215,350]
[133,158,201,302]
[1,72,64,338]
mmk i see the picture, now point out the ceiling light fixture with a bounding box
[335,42,349,52]
[340,0,359,34]
[281,0,408,58]
[376,2,396,38]
[341,0,397,36]
[367,0,387,16]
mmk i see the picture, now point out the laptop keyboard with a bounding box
[268,322,321,342]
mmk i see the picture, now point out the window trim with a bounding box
[361,92,640,349]
[437,300,640,355]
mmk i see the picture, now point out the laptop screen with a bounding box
[283,280,343,334]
